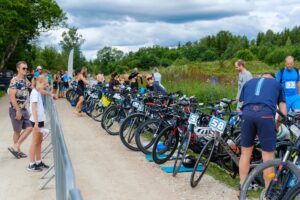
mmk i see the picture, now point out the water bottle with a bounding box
[157,142,165,151]
[287,162,300,188]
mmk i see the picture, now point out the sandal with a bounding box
[8,147,20,159]
[18,151,27,158]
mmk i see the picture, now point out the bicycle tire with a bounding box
[102,105,126,135]
[239,159,300,200]
[282,183,300,200]
[119,113,147,151]
[135,119,164,155]
[152,126,179,165]
[173,130,191,177]
[190,137,216,188]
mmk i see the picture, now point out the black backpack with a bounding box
[279,67,299,84]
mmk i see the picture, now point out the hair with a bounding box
[261,71,276,78]
[32,75,47,88]
[153,67,159,73]
[111,72,118,80]
[236,59,246,68]
[16,61,27,69]
[285,56,294,62]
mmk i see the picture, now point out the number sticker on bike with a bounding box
[188,113,199,125]
[209,116,227,133]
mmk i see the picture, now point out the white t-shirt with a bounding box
[29,89,46,122]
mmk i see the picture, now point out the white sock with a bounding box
[36,160,42,164]
[29,162,35,167]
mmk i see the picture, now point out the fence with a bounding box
[44,96,83,200]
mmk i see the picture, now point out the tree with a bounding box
[96,47,124,74]
[235,49,255,61]
[59,27,85,70]
[0,0,66,70]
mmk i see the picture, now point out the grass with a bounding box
[0,91,5,98]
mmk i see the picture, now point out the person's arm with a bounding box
[39,89,58,99]
[297,81,300,95]
[276,102,287,130]
[32,102,39,129]
[79,74,90,85]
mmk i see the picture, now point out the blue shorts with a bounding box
[241,105,276,152]
[286,95,300,112]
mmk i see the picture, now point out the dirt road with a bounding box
[0,95,55,200]
[57,99,236,200]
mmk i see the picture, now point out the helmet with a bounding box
[194,127,214,141]
[182,155,197,168]
[277,124,289,140]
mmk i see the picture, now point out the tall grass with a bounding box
[0,91,4,98]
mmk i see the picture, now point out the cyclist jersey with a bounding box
[239,77,285,113]
[276,67,300,96]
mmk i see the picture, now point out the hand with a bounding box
[15,110,22,120]
[52,94,58,100]
[33,123,39,131]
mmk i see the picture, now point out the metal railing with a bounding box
[44,96,83,200]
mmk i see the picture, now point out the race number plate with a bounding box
[188,113,199,125]
[209,116,227,133]
[286,81,296,89]
[132,102,139,108]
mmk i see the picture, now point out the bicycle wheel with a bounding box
[173,130,191,177]
[282,183,300,200]
[135,119,165,155]
[152,126,179,165]
[239,159,300,200]
[119,113,147,151]
[102,105,127,135]
[190,137,216,188]
[90,102,105,122]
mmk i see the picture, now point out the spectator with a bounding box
[152,67,167,94]
[53,71,61,95]
[276,56,300,112]
[27,75,49,171]
[145,74,154,91]
[34,66,43,77]
[235,59,253,110]
[109,72,120,91]
[96,73,105,86]
[129,68,143,90]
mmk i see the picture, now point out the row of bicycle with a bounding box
[66,83,300,200]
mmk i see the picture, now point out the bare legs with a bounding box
[12,127,32,152]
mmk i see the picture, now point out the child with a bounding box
[27,75,49,171]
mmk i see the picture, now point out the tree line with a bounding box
[2,1,300,74]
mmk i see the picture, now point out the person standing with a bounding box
[53,71,61,95]
[8,61,33,158]
[74,67,90,116]
[152,67,167,94]
[34,66,43,77]
[238,72,286,197]
[28,75,49,171]
[235,59,253,110]
[62,71,71,97]
[276,56,300,112]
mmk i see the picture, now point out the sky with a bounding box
[39,0,300,60]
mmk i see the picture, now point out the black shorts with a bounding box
[64,82,69,89]
[30,121,45,128]
[76,86,84,97]
[53,82,58,90]
[241,105,276,152]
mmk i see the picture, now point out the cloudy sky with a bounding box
[39,0,300,60]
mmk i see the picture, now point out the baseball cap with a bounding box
[36,66,42,70]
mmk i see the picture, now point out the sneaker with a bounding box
[27,164,42,172]
[36,161,49,169]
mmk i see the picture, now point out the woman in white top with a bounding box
[28,75,49,172]
[152,67,167,94]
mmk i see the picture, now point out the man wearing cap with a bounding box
[34,66,42,77]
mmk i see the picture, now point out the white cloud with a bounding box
[39,0,300,60]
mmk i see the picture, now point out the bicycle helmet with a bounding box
[182,155,197,168]
[194,126,214,141]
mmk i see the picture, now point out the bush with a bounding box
[160,58,172,67]
[235,49,255,61]
[264,48,288,65]
[202,49,218,61]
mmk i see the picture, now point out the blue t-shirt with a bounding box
[276,68,300,96]
[239,77,285,113]
[34,71,40,77]
[62,74,70,82]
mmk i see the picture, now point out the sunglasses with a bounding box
[147,77,153,81]
[22,67,28,70]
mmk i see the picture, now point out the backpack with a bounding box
[279,67,299,84]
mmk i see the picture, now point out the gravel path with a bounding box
[57,99,237,200]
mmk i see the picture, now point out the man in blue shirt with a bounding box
[276,56,300,112]
[238,71,287,197]
[34,66,42,77]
